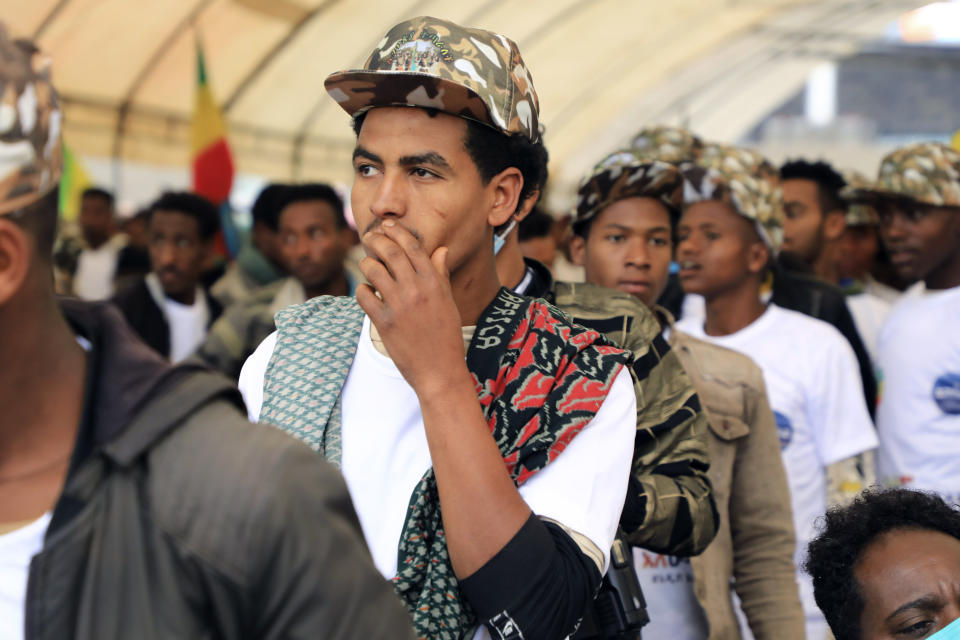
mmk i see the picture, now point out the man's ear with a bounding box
[569,234,587,266]
[824,210,846,241]
[486,167,524,228]
[747,241,771,275]
[0,219,32,306]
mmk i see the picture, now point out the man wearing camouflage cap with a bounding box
[564,147,804,639]
[239,17,637,640]
[852,142,960,505]
[494,153,719,550]
[674,144,877,640]
[0,23,413,640]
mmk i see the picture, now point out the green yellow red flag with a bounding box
[58,141,92,223]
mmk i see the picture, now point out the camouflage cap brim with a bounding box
[325,70,496,133]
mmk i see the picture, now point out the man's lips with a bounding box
[676,261,702,278]
[887,247,918,267]
[617,281,651,294]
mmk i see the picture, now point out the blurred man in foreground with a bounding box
[0,26,412,639]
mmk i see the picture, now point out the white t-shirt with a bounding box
[239,317,636,635]
[74,244,119,300]
[163,294,209,363]
[876,285,960,502]
[634,549,708,639]
[0,513,51,640]
[678,304,877,640]
[846,291,893,366]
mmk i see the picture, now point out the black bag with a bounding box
[573,535,649,640]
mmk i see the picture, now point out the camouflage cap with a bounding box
[574,149,682,230]
[630,125,704,165]
[839,169,880,226]
[0,24,61,217]
[325,16,540,142]
[846,142,960,208]
[680,143,784,253]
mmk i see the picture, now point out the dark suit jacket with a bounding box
[111,277,223,360]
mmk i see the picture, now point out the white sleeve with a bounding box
[237,331,278,422]
[809,331,879,465]
[516,367,636,572]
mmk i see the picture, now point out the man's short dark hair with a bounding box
[251,184,288,232]
[780,159,846,216]
[518,206,554,242]
[276,183,347,229]
[805,487,960,640]
[81,187,115,208]
[147,191,220,241]
[9,187,59,263]
[352,109,548,216]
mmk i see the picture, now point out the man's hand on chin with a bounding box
[356,220,469,396]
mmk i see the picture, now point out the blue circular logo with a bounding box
[774,411,793,450]
[933,374,960,415]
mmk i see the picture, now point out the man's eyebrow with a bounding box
[352,146,382,164]
[885,595,941,622]
[398,151,452,170]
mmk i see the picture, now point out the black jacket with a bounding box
[25,300,414,640]
[111,277,223,360]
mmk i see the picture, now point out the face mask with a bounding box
[493,219,518,256]
[929,617,960,640]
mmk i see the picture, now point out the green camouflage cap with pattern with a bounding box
[680,143,784,253]
[846,142,960,208]
[630,125,704,165]
[0,23,61,217]
[325,16,540,141]
[840,169,880,226]
[574,149,682,230]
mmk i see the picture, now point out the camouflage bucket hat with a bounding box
[846,142,960,208]
[0,23,62,217]
[680,143,784,253]
[325,16,540,141]
[575,149,682,229]
[839,169,880,226]
[630,125,704,165]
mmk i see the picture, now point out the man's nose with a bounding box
[369,170,407,220]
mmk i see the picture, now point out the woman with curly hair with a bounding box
[805,488,960,639]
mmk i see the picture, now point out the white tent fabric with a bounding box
[4,0,927,202]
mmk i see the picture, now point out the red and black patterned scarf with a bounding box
[393,287,630,638]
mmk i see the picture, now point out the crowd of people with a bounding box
[1,13,959,640]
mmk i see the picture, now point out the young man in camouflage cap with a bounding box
[0,24,412,640]
[674,144,877,640]
[239,17,637,640]
[494,154,718,557]
[633,131,878,414]
[849,142,960,505]
[567,148,804,639]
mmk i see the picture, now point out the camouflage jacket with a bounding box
[197,278,298,380]
[521,262,716,555]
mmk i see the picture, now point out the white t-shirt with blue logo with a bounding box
[679,304,877,640]
[876,284,960,503]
